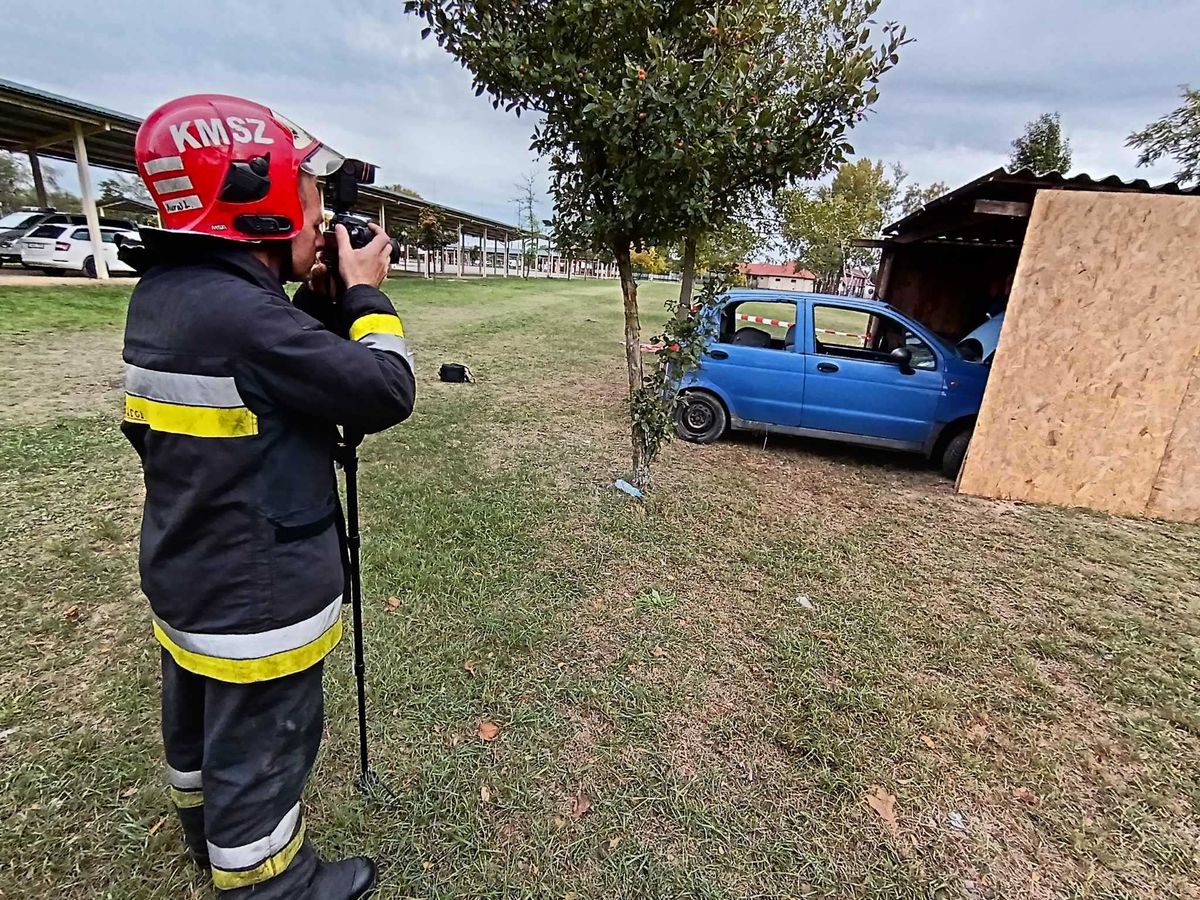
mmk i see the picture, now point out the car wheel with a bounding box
[941,429,972,480]
[675,391,728,444]
[83,256,98,278]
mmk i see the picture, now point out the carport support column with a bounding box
[503,232,509,277]
[457,224,464,278]
[72,123,108,280]
[481,226,488,278]
[27,150,48,208]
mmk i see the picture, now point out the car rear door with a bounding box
[701,297,807,427]
[20,225,66,265]
[799,302,944,446]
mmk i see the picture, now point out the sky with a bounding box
[1,0,1194,228]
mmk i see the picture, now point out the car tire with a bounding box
[675,391,728,444]
[83,256,98,279]
[940,429,972,480]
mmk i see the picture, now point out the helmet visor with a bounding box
[301,143,346,178]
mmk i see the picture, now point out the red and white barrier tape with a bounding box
[735,313,867,341]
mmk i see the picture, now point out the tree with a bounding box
[380,182,423,199]
[0,151,75,214]
[630,247,668,275]
[98,172,151,204]
[898,179,948,216]
[1128,86,1200,186]
[778,158,898,292]
[1010,112,1072,174]
[512,171,544,278]
[413,206,453,279]
[406,0,905,489]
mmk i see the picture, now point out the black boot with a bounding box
[310,856,377,899]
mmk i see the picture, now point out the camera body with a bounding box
[323,159,402,269]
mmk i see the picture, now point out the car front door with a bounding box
[701,298,807,427]
[799,302,944,446]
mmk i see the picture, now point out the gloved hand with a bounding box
[334,223,393,290]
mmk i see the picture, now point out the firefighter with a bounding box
[122,94,415,898]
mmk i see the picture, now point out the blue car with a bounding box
[675,290,993,478]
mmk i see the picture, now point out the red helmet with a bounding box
[135,94,346,242]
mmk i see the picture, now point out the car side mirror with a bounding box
[890,346,914,372]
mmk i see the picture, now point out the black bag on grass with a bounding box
[439,363,475,384]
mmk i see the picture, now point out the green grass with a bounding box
[0,274,1198,899]
[0,284,134,334]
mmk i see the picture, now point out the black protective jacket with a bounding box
[121,246,414,683]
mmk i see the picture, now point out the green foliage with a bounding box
[694,219,761,273]
[629,271,728,472]
[630,247,668,275]
[778,158,896,290]
[1010,112,1072,175]
[380,182,423,199]
[414,205,453,251]
[0,151,76,214]
[405,0,906,487]
[1128,86,1200,186]
[98,173,151,204]
[898,179,947,216]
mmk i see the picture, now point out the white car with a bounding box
[20,224,139,277]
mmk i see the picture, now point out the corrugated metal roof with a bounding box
[884,166,1200,237]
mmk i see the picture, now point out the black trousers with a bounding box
[162,651,325,897]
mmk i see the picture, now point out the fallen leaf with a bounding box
[552,814,568,829]
[948,811,967,832]
[478,721,501,741]
[464,659,477,676]
[571,792,592,819]
[652,645,668,658]
[866,785,899,837]
[480,784,492,803]
[386,596,401,613]
[122,786,138,798]
[1013,786,1040,806]
[64,605,81,621]
[608,836,622,850]
[422,861,433,871]
[795,595,815,611]
[148,816,167,836]
[920,735,938,750]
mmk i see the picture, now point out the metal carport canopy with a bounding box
[0,77,522,275]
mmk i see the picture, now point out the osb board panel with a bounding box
[959,191,1200,522]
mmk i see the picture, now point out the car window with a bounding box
[71,228,90,241]
[812,305,937,371]
[100,230,123,244]
[718,300,800,351]
[0,211,44,230]
[28,225,66,238]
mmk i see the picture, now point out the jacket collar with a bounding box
[207,246,289,295]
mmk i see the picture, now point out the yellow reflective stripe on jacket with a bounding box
[349,312,404,342]
[153,619,343,684]
[124,395,259,438]
[169,786,204,809]
[210,821,307,890]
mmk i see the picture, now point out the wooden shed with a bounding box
[869,170,1200,523]
[870,168,1200,341]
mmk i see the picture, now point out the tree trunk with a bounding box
[616,244,650,491]
[676,235,697,317]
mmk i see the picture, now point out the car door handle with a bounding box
[817,362,839,373]
[709,350,729,360]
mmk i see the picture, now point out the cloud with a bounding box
[2,0,1193,223]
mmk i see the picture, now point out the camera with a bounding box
[324,159,402,268]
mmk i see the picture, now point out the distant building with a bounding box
[838,267,873,298]
[739,262,816,291]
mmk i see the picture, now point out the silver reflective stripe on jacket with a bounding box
[125,364,245,407]
[358,333,414,370]
[153,595,342,660]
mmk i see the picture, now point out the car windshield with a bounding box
[0,211,43,230]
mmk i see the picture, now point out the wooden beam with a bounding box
[850,238,889,249]
[973,199,1032,217]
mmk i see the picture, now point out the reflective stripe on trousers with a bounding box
[153,595,343,684]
